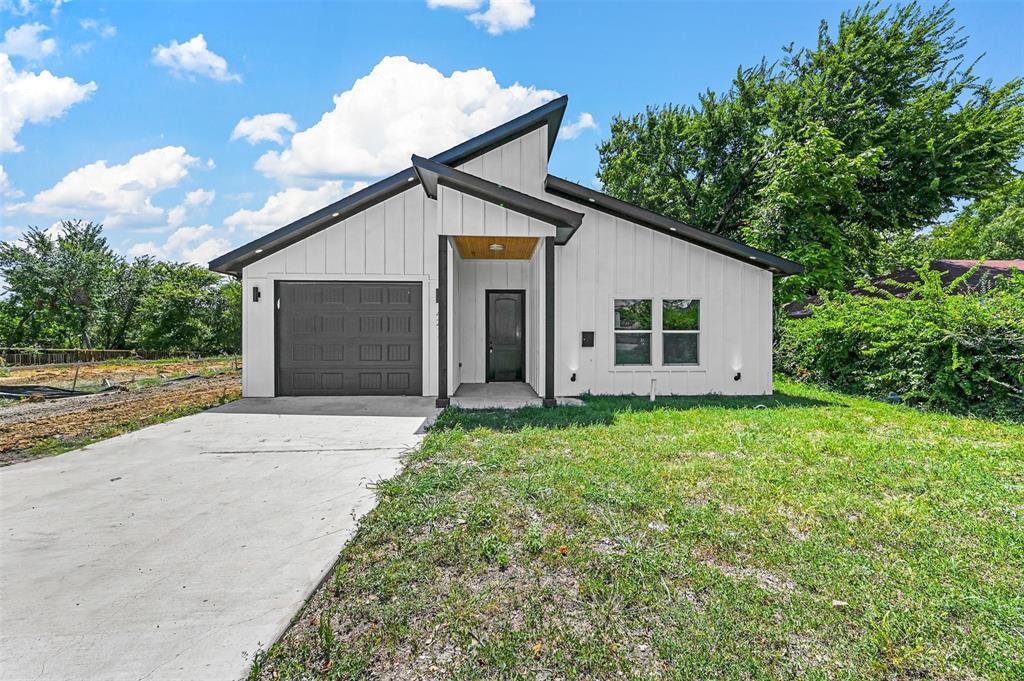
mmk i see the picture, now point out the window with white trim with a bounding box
[614,298,652,365]
[662,299,700,365]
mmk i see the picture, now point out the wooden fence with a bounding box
[0,348,202,367]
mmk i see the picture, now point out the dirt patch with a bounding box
[0,372,240,464]
[695,550,797,594]
[0,357,239,390]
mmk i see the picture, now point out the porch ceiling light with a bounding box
[489,243,505,252]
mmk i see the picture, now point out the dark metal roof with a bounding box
[411,155,583,243]
[543,175,804,277]
[209,95,570,276]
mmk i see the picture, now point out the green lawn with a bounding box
[253,379,1023,680]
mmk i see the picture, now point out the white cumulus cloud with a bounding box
[0,53,96,152]
[559,112,597,140]
[224,181,369,236]
[17,146,199,228]
[80,18,117,39]
[255,56,557,180]
[231,113,297,145]
[0,164,23,197]
[428,0,534,34]
[129,224,230,265]
[0,1,36,17]
[151,34,240,83]
[469,0,535,34]
[0,23,57,60]
[167,188,215,227]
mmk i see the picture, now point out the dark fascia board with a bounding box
[544,175,804,276]
[412,155,583,240]
[209,96,569,276]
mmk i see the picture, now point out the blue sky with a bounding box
[1,0,1021,265]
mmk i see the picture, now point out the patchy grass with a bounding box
[254,379,1024,680]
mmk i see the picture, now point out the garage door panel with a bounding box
[277,282,423,396]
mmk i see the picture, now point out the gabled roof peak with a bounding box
[412,155,583,243]
[209,95,569,276]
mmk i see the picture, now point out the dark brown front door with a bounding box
[276,281,422,396]
[486,290,525,382]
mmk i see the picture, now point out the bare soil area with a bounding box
[0,357,239,391]
[0,372,240,464]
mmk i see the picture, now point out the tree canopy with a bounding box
[925,178,1024,261]
[0,221,240,353]
[597,2,1024,298]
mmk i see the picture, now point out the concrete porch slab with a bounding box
[450,383,583,410]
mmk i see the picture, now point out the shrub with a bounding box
[775,267,1024,419]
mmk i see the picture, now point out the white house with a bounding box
[209,96,802,406]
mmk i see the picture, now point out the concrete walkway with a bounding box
[0,397,438,681]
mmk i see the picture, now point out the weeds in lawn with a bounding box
[254,378,1024,680]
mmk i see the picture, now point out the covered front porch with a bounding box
[436,233,556,408]
[409,153,584,409]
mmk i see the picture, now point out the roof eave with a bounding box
[411,155,584,237]
[543,175,804,276]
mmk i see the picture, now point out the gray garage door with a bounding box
[276,281,423,396]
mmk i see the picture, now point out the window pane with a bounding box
[615,333,651,365]
[614,299,651,330]
[663,299,700,330]
[664,333,699,365]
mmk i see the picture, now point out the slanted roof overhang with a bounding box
[544,175,804,276]
[411,155,583,243]
[209,95,570,277]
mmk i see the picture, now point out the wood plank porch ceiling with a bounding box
[452,236,539,260]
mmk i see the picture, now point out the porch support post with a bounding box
[436,235,450,408]
[543,236,556,408]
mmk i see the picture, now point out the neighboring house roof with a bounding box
[544,175,804,276]
[783,259,1024,317]
[209,94,802,278]
[411,155,584,243]
[209,96,569,277]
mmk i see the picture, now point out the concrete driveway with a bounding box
[0,397,438,681]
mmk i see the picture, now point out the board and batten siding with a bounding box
[238,126,552,398]
[437,126,554,240]
[452,241,544,395]
[240,186,439,397]
[548,199,774,397]
[238,119,775,399]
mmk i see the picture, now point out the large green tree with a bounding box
[0,222,241,353]
[925,177,1024,260]
[597,2,1024,297]
[0,220,119,347]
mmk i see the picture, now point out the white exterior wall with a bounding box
[240,187,439,397]
[437,127,554,240]
[549,203,774,397]
[238,120,775,399]
[238,126,551,398]
[452,239,543,394]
